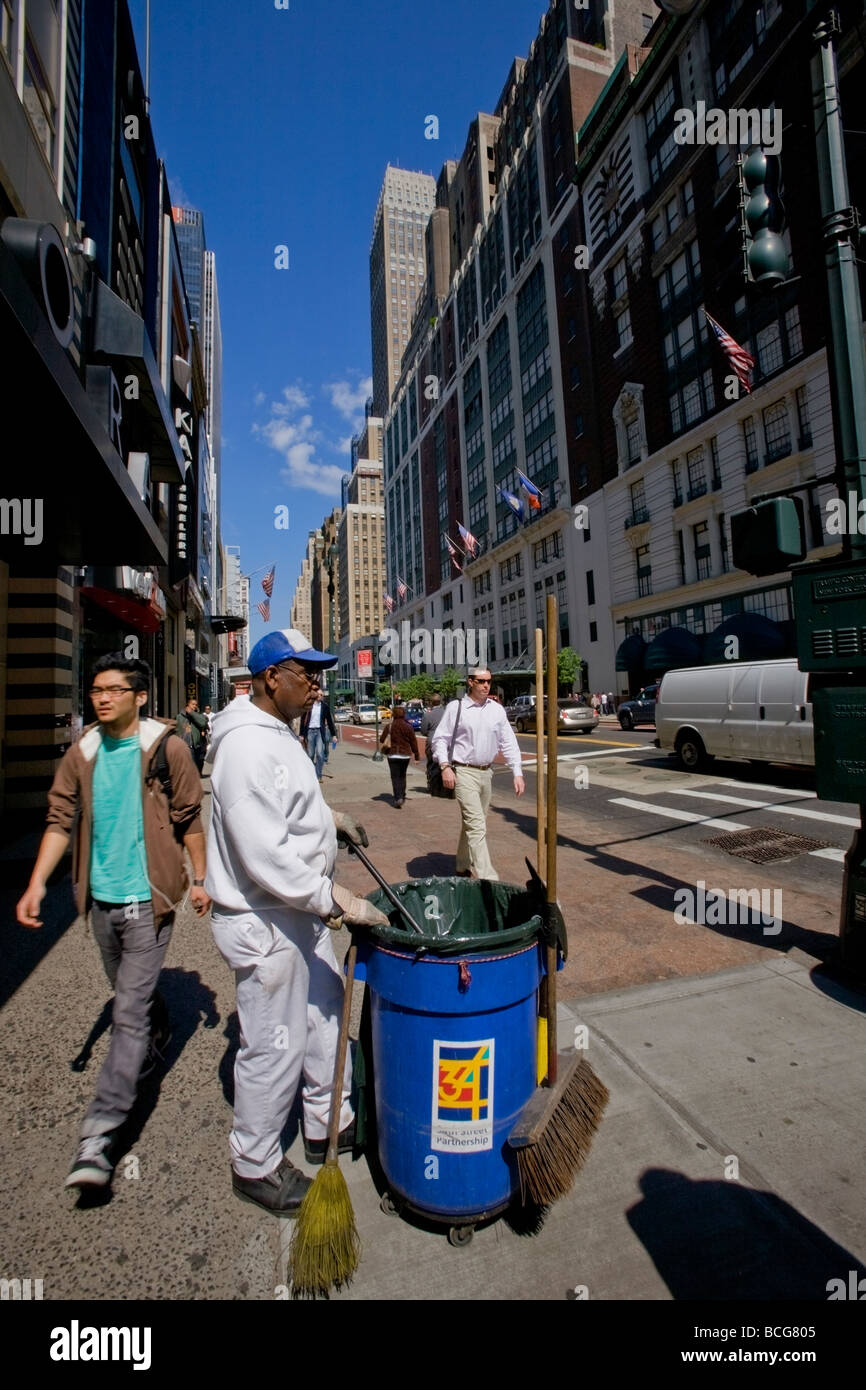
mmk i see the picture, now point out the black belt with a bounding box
[452,761,492,770]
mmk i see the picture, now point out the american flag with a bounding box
[704,311,754,394]
[383,591,395,613]
[446,537,463,573]
[261,565,276,597]
[396,577,408,602]
[257,598,271,622]
[457,522,478,557]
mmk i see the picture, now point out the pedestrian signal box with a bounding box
[792,556,866,672]
[730,497,805,577]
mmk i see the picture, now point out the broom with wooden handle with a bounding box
[288,936,360,1298]
[509,595,610,1206]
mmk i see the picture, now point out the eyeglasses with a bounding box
[470,677,491,685]
[89,686,134,699]
[277,662,320,686]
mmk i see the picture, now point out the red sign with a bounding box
[356,649,372,676]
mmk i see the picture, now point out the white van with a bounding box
[655,658,813,771]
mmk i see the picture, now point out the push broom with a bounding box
[288,935,360,1298]
[509,595,610,1206]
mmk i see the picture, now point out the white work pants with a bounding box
[454,765,499,881]
[211,908,353,1178]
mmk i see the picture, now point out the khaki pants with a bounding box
[454,765,498,881]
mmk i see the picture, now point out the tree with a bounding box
[375,681,392,706]
[394,673,435,702]
[557,647,582,693]
[437,668,463,700]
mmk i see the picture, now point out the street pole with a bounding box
[808,6,866,969]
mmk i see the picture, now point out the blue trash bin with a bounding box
[354,877,544,1232]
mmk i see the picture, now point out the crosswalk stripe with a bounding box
[609,798,748,832]
[668,788,859,828]
[608,796,846,863]
[723,779,818,799]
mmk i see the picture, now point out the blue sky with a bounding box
[128,0,552,641]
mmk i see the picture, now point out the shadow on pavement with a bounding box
[1,872,78,1009]
[627,1166,866,1299]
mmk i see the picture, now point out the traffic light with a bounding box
[730,497,805,576]
[741,149,790,290]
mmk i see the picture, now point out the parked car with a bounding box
[510,697,599,735]
[334,706,354,723]
[352,703,378,725]
[506,693,537,725]
[617,684,659,730]
[655,659,814,771]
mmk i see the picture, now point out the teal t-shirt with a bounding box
[89,733,150,902]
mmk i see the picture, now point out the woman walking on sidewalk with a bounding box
[380,704,419,808]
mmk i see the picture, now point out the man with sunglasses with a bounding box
[205,629,388,1217]
[16,654,209,1191]
[431,667,525,881]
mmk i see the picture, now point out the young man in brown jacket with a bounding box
[16,654,210,1191]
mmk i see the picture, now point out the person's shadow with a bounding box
[71,968,220,1206]
[627,1167,866,1299]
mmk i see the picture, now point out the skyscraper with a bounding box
[369,166,436,415]
[172,207,205,323]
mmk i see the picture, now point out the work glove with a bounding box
[331,810,369,848]
[327,882,390,931]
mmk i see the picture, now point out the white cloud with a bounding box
[326,374,373,425]
[255,386,347,498]
[253,390,266,407]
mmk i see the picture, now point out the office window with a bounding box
[629,477,647,522]
[687,446,706,499]
[742,414,760,469]
[585,570,595,606]
[615,304,632,351]
[763,400,791,463]
[694,521,711,581]
[795,385,812,446]
[636,545,652,597]
[589,620,598,642]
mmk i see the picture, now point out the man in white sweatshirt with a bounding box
[206,628,388,1216]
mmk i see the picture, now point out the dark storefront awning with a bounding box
[703,612,787,664]
[210,614,248,634]
[644,626,703,673]
[81,585,162,633]
[0,237,166,565]
[615,633,647,672]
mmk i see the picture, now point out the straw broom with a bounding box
[289,937,360,1298]
[510,595,609,1205]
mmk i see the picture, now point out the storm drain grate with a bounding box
[702,825,835,864]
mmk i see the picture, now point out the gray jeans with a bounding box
[81,900,173,1138]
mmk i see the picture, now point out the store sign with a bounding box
[356,648,372,676]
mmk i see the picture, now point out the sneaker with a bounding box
[65,1134,114,1189]
[231,1155,312,1216]
[303,1121,356,1167]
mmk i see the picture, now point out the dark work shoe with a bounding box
[65,1134,114,1189]
[231,1155,312,1216]
[303,1121,356,1167]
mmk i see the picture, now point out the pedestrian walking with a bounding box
[591,692,601,713]
[300,688,336,781]
[177,696,209,772]
[15,654,210,1191]
[205,628,388,1217]
[431,667,524,881]
[419,693,447,796]
[607,692,616,715]
[600,692,609,716]
[379,704,420,807]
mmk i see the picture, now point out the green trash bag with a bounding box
[365,876,545,956]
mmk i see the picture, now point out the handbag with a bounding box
[381,722,392,752]
[427,700,461,799]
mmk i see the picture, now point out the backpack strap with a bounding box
[146,733,174,802]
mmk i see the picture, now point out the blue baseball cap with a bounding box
[247,628,338,676]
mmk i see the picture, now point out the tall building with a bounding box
[290,530,321,635]
[369,166,436,415]
[382,0,647,683]
[172,207,205,323]
[338,461,386,643]
[224,548,250,668]
[310,509,342,652]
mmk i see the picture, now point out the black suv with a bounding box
[617,683,659,730]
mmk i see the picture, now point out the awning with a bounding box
[81,585,161,633]
[644,626,703,673]
[703,612,786,663]
[210,614,248,634]
[615,633,647,672]
[0,238,166,565]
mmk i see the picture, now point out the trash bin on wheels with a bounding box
[354,876,545,1246]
